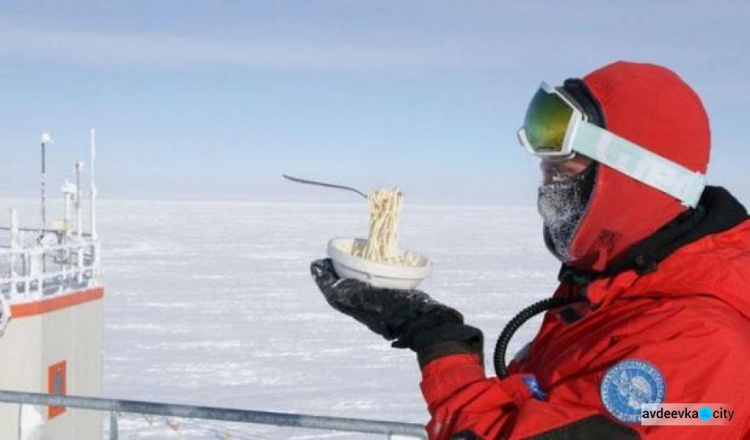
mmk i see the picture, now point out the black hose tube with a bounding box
[493,295,585,378]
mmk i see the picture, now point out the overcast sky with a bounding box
[1,1,748,205]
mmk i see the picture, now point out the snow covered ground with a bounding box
[1,199,561,439]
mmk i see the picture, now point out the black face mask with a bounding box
[538,163,597,262]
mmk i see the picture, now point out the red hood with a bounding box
[586,219,750,320]
[567,61,711,271]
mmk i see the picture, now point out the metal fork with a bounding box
[282,174,368,199]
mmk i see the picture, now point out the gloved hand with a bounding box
[311,258,483,366]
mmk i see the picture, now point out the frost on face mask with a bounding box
[538,174,590,262]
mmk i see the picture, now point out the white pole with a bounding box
[9,208,18,296]
[63,180,72,237]
[76,161,84,283]
[39,133,54,239]
[40,141,46,240]
[90,129,99,285]
[90,129,97,241]
[39,133,53,276]
[76,161,83,238]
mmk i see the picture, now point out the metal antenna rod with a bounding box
[282,174,368,199]
[76,161,83,239]
[90,129,97,241]
[40,138,46,238]
[39,133,53,275]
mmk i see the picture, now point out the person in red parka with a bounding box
[311,61,750,439]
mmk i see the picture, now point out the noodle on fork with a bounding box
[352,188,418,266]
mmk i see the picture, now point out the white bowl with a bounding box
[326,237,432,290]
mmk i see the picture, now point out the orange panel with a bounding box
[10,287,103,318]
[48,361,67,419]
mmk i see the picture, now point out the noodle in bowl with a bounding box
[327,237,432,289]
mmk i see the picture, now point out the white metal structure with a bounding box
[0,130,103,439]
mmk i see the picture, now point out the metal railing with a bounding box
[0,238,99,300]
[0,390,427,439]
[1,206,101,301]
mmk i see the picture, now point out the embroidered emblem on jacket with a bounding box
[600,359,666,423]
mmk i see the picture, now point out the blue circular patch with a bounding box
[699,406,712,421]
[600,359,666,423]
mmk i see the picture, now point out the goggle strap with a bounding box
[574,122,705,208]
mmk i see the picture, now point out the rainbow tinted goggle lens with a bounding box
[517,82,706,208]
[517,82,586,158]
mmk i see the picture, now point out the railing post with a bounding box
[109,411,118,440]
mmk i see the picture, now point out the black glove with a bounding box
[311,258,483,366]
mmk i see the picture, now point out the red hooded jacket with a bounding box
[421,202,750,439]
[418,63,750,439]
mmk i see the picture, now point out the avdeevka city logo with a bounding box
[600,359,666,423]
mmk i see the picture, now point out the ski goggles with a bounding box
[517,82,706,208]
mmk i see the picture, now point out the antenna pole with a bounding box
[76,161,83,238]
[39,133,53,240]
[90,129,99,285]
[9,209,18,296]
[90,129,97,240]
[40,140,46,239]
